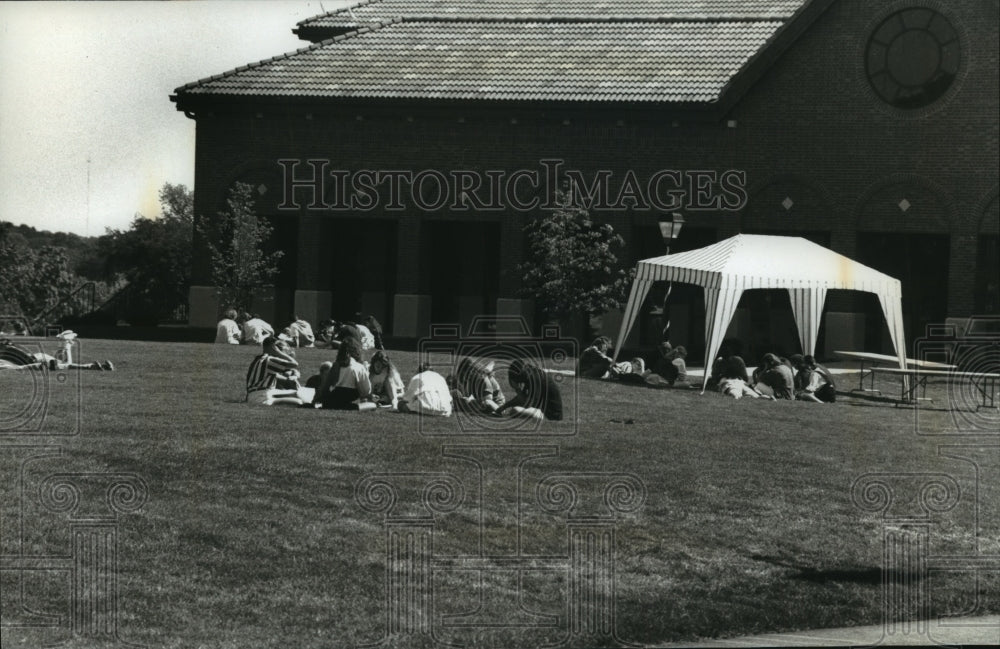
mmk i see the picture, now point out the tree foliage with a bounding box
[99,183,194,323]
[0,222,86,322]
[198,182,283,312]
[518,195,634,326]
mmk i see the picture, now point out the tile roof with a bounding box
[175,20,786,104]
[296,0,805,35]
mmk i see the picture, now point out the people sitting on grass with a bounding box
[368,350,405,409]
[239,312,274,345]
[245,335,303,406]
[215,309,241,344]
[791,354,837,403]
[496,358,563,421]
[753,353,795,400]
[315,319,340,349]
[0,337,114,371]
[362,315,385,350]
[314,337,375,411]
[284,314,315,348]
[578,336,633,379]
[451,357,506,415]
[398,364,453,416]
[714,355,763,399]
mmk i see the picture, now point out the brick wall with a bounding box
[187,0,999,330]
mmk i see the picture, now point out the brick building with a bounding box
[172,0,999,358]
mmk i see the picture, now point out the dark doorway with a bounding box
[425,221,501,326]
[857,232,950,354]
[975,235,999,314]
[327,218,398,327]
[629,225,717,358]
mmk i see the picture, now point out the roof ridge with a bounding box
[174,17,401,95]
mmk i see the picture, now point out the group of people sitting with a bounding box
[577,335,836,403]
[709,352,836,402]
[245,332,563,422]
[216,310,383,351]
[578,336,693,389]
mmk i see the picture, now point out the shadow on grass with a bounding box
[750,554,925,585]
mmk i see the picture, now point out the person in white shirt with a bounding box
[240,312,274,345]
[354,322,376,351]
[284,315,315,348]
[215,309,241,344]
[398,364,453,417]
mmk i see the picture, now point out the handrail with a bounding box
[29,281,96,330]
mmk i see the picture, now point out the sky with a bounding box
[0,1,349,237]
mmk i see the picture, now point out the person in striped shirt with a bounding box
[245,336,303,406]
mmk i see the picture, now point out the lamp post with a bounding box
[658,213,685,342]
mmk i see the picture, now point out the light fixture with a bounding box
[658,212,685,248]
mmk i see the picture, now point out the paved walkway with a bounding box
[663,615,999,647]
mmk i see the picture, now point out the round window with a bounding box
[865,8,961,109]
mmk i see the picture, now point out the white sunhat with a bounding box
[56,330,78,341]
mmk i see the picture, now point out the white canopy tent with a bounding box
[612,234,908,392]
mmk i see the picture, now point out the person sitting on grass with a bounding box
[451,357,505,415]
[792,354,837,403]
[215,309,241,344]
[665,345,693,388]
[284,314,315,348]
[362,315,385,351]
[245,335,303,406]
[315,319,340,349]
[577,336,633,379]
[240,312,274,345]
[0,338,114,371]
[496,359,563,421]
[313,337,375,411]
[753,353,795,400]
[368,350,406,409]
[398,364,453,417]
[715,355,763,399]
[353,320,377,352]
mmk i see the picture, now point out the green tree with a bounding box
[517,196,633,335]
[99,183,194,323]
[0,222,81,321]
[198,182,283,312]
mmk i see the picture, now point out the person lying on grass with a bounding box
[0,338,114,371]
[714,355,765,399]
[495,359,563,421]
[397,364,452,416]
[245,335,302,406]
[312,337,376,411]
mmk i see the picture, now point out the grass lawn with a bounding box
[1,339,997,648]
